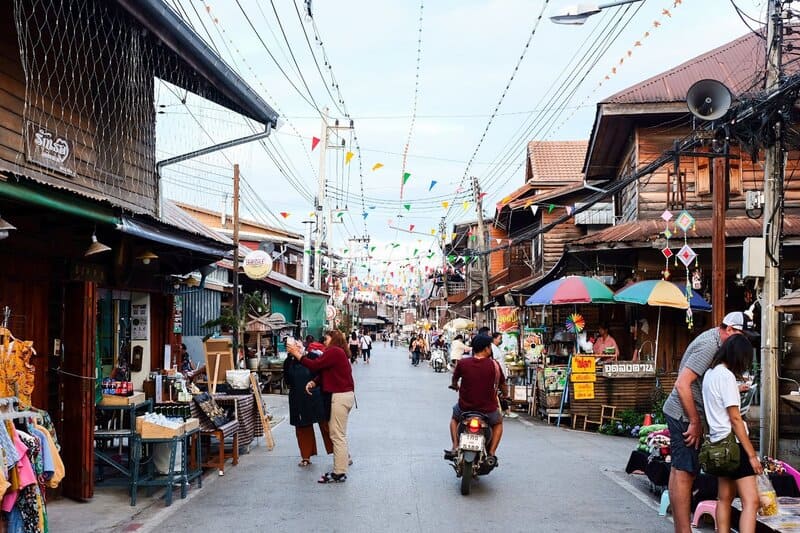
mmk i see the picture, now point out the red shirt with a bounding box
[453,357,501,413]
[300,346,355,394]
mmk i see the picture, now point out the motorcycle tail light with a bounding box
[468,418,481,433]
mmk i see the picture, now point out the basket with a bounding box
[136,416,185,439]
[100,392,145,406]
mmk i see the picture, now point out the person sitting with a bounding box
[449,334,469,364]
[592,323,619,359]
[445,334,508,462]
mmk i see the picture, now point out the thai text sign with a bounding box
[573,382,595,400]
[571,372,596,383]
[571,356,596,374]
[25,121,75,176]
[602,362,656,378]
[494,306,519,333]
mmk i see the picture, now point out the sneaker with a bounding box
[318,472,347,483]
[443,449,457,460]
[506,412,519,419]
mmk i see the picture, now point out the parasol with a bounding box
[443,318,475,332]
[613,280,711,367]
[525,276,615,305]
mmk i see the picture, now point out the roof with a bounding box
[603,32,768,105]
[161,200,231,244]
[527,141,587,183]
[569,216,800,248]
[175,202,302,241]
[776,289,800,311]
[114,0,278,126]
[508,183,586,210]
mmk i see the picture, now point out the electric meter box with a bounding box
[742,237,765,278]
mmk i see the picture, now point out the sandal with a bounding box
[298,459,312,467]
[318,472,347,484]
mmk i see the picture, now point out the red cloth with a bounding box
[453,357,501,413]
[307,342,326,353]
[300,346,354,393]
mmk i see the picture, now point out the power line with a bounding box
[401,0,425,198]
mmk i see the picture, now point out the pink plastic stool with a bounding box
[691,500,717,529]
[781,461,800,493]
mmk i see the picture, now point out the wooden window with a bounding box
[696,158,711,196]
[729,157,743,196]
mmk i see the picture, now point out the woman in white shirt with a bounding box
[701,334,763,533]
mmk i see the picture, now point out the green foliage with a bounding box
[650,382,668,425]
[598,409,643,437]
[201,291,269,341]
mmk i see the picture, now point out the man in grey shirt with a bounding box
[663,311,745,533]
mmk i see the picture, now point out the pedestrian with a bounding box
[390,331,397,348]
[410,334,423,366]
[283,339,333,467]
[701,334,763,533]
[287,330,355,483]
[491,332,516,419]
[360,332,372,363]
[663,311,746,533]
[348,332,360,364]
[179,343,196,377]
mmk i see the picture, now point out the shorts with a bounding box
[666,414,700,475]
[452,403,502,426]
[721,443,757,480]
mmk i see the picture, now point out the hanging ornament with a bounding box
[565,313,585,333]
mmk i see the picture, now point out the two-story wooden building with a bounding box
[0,0,278,500]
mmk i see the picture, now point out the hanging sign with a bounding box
[494,306,519,333]
[243,250,273,280]
[325,305,337,321]
[173,295,183,334]
[571,356,596,374]
[602,362,656,378]
[570,373,596,383]
[25,121,76,176]
[573,382,595,400]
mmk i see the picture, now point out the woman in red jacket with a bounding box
[288,330,355,483]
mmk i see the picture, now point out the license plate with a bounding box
[459,433,484,451]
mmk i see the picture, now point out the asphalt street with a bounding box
[153,343,676,533]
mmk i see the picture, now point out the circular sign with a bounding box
[243,250,273,280]
[326,305,337,320]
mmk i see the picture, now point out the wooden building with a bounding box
[0,0,278,500]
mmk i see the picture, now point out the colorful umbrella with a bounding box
[613,280,710,311]
[525,276,615,306]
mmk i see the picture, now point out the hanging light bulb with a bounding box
[0,214,16,241]
[137,250,159,265]
[84,229,111,256]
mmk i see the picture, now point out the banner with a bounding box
[495,306,519,333]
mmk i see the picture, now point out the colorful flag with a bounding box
[280,212,290,218]
[311,137,321,150]
[372,163,384,171]
[403,172,411,185]
[442,201,449,209]
[345,151,354,164]
[429,180,437,191]
[404,204,411,211]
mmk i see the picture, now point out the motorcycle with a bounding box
[446,410,497,495]
[431,349,446,372]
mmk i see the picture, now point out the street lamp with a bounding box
[550,0,643,25]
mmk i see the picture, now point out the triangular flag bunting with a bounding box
[280,212,290,218]
[403,172,411,185]
[409,224,415,232]
[547,204,555,213]
[337,211,345,218]
[566,205,574,216]
[362,212,368,219]
[430,229,436,235]
[524,200,533,208]
[496,238,502,244]
[311,137,320,150]
[343,248,349,254]
[462,201,470,211]
[345,151,354,164]
[403,204,411,211]
[500,195,511,205]
[531,205,539,216]
[372,163,384,171]
[442,201,449,209]
[368,206,376,210]
[478,192,487,199]
[429,180,437,191]
[370,246,376,252]
[413,249,418,256]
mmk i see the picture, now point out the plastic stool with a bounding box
[691,500,717,528]
[658,490,670,516]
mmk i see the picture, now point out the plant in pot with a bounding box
[201,291,269,369]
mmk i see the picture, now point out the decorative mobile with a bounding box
[661,209,673,279]
[565,313,585,333]
[675,209,697,329]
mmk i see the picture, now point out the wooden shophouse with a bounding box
[0,0,278,500]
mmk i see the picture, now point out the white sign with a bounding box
[25,121,75,176]
[602,362,656,378]
[131,304,148,340]
[243,250,273,280]
[326,305,337,320]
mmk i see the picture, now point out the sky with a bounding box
[157,0,768,282]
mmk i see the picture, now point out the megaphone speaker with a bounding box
[687,79,732,121]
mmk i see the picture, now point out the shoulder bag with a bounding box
[699,431,740,476]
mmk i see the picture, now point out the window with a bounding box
[96,289,131,371]
[696,158,711,195]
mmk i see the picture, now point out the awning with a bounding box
[776,290,800,311]
[119,216,232,257]
[360,318,386,326]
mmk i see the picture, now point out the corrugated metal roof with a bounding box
[570,215,800,247]
[776,289,800,311]
[528,141,587,182]
[161,200,231,244]
[509,183,586,209]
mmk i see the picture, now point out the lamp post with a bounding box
[550,0,643,25]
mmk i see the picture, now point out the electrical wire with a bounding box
[400,0,424,198]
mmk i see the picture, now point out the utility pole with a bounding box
[439,217,449,328]
[760,0,783,458]
[471,176,491,327]
[301,220,314,286]
[313,108,329,290]
[232,163,241,359]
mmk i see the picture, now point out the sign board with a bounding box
[571,356,596,374]
[70,262,107,284]
[494,306,519,333]
[573,382,595,400]
[571,372,596,383]
[602,362,656,378]
[543,367,567,393]
[131,304,148,340]
[173,296,183,334]
[25,121,76,176]
[243,250,273,280]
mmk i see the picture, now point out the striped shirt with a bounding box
[662,327,722,422]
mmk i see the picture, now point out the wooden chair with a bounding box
[190,402,240,476]
[584,404,619,431]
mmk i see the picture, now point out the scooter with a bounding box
[446,410,497,495]
[431,349,446,372]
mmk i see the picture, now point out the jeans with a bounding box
[412,351,420,365]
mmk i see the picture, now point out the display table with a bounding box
[213,394,264,448]
[130,427,202,507]
[94,399,153,486]
[732,497,800,532]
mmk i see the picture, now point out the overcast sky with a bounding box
[158,0,765,282]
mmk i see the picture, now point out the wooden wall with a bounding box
[540,211,585,272]
[0,3,158,215]
[488,225,507,276]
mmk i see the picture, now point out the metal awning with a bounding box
[360,318,386,326]
[776,290,800,311]
[119,216,232,257]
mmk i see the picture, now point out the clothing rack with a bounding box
[0,396,41,421]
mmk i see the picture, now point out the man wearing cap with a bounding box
[445,334,508,462]
[663,312,746,533]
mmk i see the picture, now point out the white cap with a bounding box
[722,311,745,331]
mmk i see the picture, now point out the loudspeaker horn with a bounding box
[686,79,732,121]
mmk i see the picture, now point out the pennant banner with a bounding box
[311,137,321,151]
[280,212,290,218]
[429,180,437,191]
[345,151,354,164]
[404,204,411,211]
[403,172,411,185]
[442,201,449,209]
[372,163,384,171]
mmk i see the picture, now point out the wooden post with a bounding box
[232,164,240,359]
[250,373,274,450]
[711,154,726,326]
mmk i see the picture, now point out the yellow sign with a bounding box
[573,382,595,400]
[571,356,596,374]
[571,372,596,383]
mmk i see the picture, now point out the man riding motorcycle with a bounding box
[445,334,508,463]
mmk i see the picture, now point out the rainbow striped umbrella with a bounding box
[613,280,711,311]
[525,276,615,306]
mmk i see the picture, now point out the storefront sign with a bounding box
[570,372,596,383]
[25,121,76,176]
[571,356,596,374]
[131,304,148,340]
[172,296,183,334]
[69,262,107,284]
[243,250,273,280]
[522,327,543,353]
[602,362,656,378]
[574,382,595,400]
[494,306,519,333]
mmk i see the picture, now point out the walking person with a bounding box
[390,331,397,348]
[360,332,372,364]
[288,330,355,483]
[283,339,333,467]
[348,332,360,364]
[663,311,746,533]
[410,335,423,366]
[701,335,763,533]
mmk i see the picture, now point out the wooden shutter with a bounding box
[729,156,743,196]
[695,158,711,195]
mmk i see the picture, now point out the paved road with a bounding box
[153,344,675,533]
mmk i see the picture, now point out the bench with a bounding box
[189,402,240,476]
